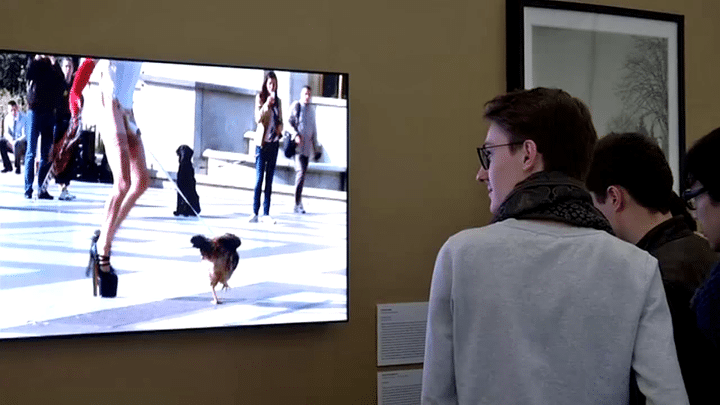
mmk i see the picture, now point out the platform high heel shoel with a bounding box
[85,229,101,296]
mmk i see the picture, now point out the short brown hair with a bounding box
[484,87,597,180]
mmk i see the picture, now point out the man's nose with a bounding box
[476,166,488,183]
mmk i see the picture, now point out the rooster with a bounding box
[190,233,242,304]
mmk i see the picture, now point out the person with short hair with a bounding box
[24,54,65,199]
[684,127,720,348]
[422,87,688,404]
[1,100,27,174]
[287,85,320,214]
[586,132,719,404]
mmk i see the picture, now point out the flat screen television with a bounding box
[0,50,348,340]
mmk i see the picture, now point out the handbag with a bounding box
[283,102,304,159]
[283,132,297,158]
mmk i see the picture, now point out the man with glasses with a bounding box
[585,132,718,404]
[422,88,688,404]
[684,127,720,349]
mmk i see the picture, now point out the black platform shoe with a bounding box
[86,230,100,276]
[85,230,101,296]
[97,255,118,298]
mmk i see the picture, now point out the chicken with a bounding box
[190,233,242,304]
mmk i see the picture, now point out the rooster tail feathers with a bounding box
[191,234,241,257]
[230,251,240,272]
[218,233,242,251]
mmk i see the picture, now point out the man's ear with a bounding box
[521,139,544,172]
[606,185,626,212]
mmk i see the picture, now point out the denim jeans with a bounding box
[253,142,279,215]
[25,109,55,194]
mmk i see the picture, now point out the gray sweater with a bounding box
[288,101,318,157]
[422,219,688,405]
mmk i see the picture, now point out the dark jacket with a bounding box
[26,57,64,112]
[694,261,720,351]
[636,216,720,404]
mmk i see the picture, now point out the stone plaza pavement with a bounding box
[0,172,347,339]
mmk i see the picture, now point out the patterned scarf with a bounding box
[491,171,614,234]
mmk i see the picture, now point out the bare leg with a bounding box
[97,104,150,267]
[108,124,150,237]
[98,131,130,264]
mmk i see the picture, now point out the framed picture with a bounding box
[506,0,685,190]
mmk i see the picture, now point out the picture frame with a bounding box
[506,0,685,190]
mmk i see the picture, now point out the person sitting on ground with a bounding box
[3,101,28,175]
[0,100,26,173]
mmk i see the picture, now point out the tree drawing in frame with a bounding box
[507,0,684,190]
[609,36,669,154]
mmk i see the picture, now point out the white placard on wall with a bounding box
[378,369,423,405]
[377,302,428,366]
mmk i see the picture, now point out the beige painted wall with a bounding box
[0,0,718,403]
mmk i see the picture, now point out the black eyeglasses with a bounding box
[682,187,707,210]
[476,142,524,170]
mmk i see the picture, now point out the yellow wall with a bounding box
[0,0,718,403]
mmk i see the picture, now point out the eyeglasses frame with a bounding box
[682,186,707,210]
[476,142,524,170]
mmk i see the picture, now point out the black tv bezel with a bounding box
[0,48,350,341]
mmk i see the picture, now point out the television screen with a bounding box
[0,50,348,339]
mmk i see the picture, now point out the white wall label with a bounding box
[377,302,428,366]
